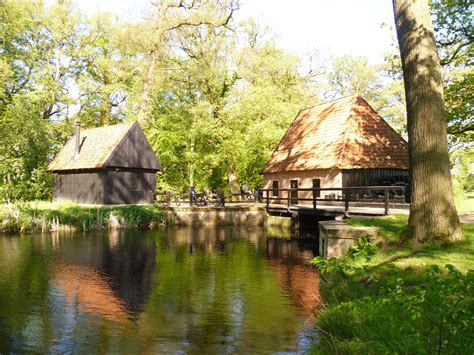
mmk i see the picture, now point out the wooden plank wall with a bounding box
[342,169,409,187]
[105,171,156,204]
[107,124,160,170]
[53,171,156,204]
[53,172,106,204]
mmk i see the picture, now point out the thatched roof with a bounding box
[48,121,161,172]
[262,95,409,173]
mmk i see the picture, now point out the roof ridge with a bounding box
[79,121,134,134]
[301,94,358,113]
[261,95,409,173]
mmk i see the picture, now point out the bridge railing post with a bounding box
[266,190,269,208]
[287,189,291,209]
[344,190,349,216]
[220,192,225,207]
[384,187,389,215]
[312,189,317,210]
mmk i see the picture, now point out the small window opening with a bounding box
[313,179,321,197]
[272,181,279,197]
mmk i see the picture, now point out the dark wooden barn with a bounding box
[261,95,409,199]
[48,121,162,204]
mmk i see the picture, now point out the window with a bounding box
[313,178,321,198]
[130,173,140,191]
[272,181,279,197]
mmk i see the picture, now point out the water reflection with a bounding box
[0,227,320,353]
[265,238,320,321]
[53,261,129,323]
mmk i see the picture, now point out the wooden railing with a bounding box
[260,186,406,215]
[156,186,406,215]
[156,191,258,207]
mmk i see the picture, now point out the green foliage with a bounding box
[347,235,377,261]
[147,20,313,192]
[314,265,474,354]
[452,148,474,197]
[322,54,407,135]
[310,235,377,275]
[0,93,54,201]
[346,214,408,243]
[311,238,474,354]
[430,0,473,148]
[325,55,381,99]
[1,0,316,199]
[445,68,474,145]
[312,218,474,354]
[0,0,470,200]
[430,0,473,67]
[0,0,82,201]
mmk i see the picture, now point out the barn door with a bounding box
[290,179,298,204]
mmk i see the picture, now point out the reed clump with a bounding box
[0,201,164,234]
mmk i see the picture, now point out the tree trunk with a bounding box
[228,171,240,195]
[188,136,195,188]
[392,0,463,242]
[138,48,159,126]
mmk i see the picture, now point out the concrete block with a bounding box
[319,220,379,258]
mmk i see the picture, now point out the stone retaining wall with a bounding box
[319,220,379,258]
[160,205,266,226]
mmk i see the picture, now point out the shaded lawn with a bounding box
[313,216,474,354]
[456,194,474,213]
[346,214,474,273]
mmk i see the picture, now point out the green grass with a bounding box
[456,193,474,213]
[313,216,474,354]
[0,201,164,233]
[346,214,474,272]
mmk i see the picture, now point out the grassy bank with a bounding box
[0,201,164,233]
[312,215,474,354]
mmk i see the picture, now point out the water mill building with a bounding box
[261,95,409,200]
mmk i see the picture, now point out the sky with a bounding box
[74,0,397,63]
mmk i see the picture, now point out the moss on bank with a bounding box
[0,201,164,233]
[313,216,474,354]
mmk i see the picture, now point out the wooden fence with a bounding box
[156,186,406,215]
[260,186,406,215]
[156,191,258,207]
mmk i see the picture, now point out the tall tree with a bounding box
[392,0,463,241]
[146,18,313,192]
[431,0,473,148]
[323,54,407,135]
[0,0,82,200]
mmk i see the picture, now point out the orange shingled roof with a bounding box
[262,95,409,173]
[48,121,159,171]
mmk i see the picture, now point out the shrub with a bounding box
[311,238,474,354]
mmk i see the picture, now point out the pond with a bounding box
[0,227,320,354]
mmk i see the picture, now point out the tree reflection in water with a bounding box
[0,227,320,353]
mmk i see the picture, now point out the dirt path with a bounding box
[459,213,474,225]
